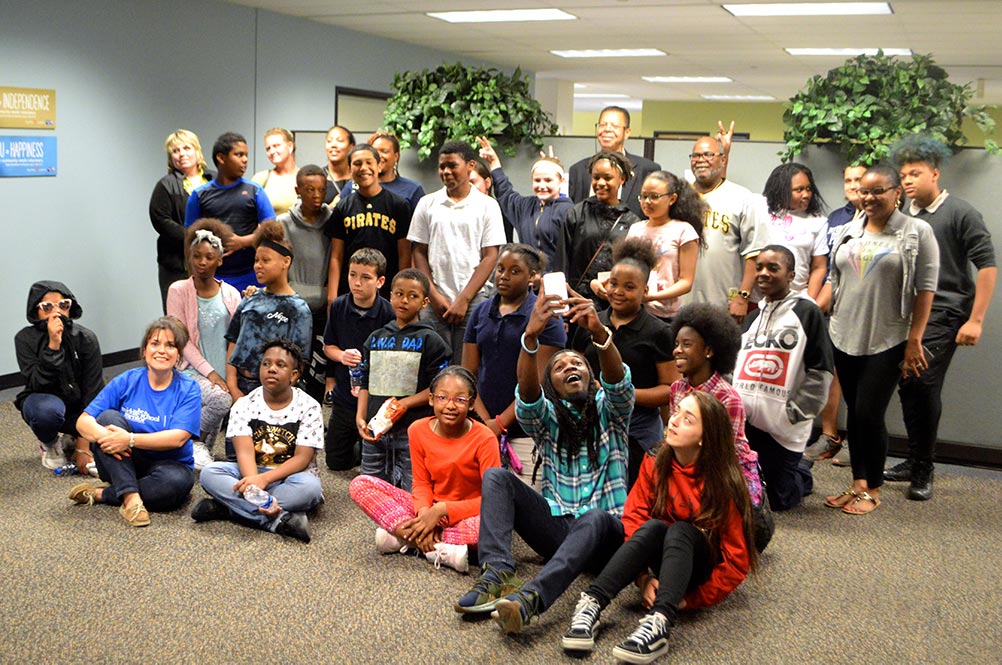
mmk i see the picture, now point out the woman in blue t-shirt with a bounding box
[70,317,202,527]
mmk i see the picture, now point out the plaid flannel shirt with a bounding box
[516,365,634,519]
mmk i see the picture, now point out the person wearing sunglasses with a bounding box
[15,281,104,472]
[825,165,939,516]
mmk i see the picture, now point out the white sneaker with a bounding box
[192,443,214,471]
[375,527,407,554]
[40,441,66,470]
[425,542,469,573]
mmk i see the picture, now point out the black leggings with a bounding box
[833,342,906,489]
[586,519,712,625]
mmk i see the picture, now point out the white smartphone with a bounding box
[541,271,570,313]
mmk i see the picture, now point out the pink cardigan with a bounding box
[166,277,242,377]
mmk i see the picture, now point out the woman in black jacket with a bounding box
[149,129,214,311]
[14,280,104,472]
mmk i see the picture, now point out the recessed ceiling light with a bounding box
[786,47,912,56]
[551,49,666,58]
[573,93,629,98]
[702,94,776,101]
[724,3,891,17]
[643,76,733,83]
[428,9,576,23]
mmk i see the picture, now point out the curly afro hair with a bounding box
[671,303,742,375]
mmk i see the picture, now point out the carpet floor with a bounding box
[1,397,999,664]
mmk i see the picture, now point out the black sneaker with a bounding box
[562,592,603,651]
[323,390,334,406]
[883,458,913,482]
[274,511,311,543]
[612,612,671,664]
[907,462,934,501]
[492,589,541,635]
[191,497,230,522]
[454,565,522,614]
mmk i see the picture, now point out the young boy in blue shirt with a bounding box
[323,248,394,470]
[355,268,451,490]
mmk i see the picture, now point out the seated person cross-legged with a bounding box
[69,317,201,527]
[194,338,324,543]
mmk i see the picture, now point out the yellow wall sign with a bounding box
[0,87,56,129]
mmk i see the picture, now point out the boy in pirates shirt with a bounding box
[194,338,323,543]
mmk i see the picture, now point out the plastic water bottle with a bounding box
[349,362,365,397]
[243,484,274,510]
[54,462,78,476]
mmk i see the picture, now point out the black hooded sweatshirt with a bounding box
[14,280,104,415]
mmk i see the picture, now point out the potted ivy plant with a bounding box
[382,62,558,160]
[782,51,998,164]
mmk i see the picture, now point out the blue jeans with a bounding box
[198,461,324,529]
[360,427,412,491]
[20,393,77,444]
[90,410,194,512]
[476,467,624,612]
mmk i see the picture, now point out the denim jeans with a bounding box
[90,410,194,512]
[586,520,712,625]
[199,461,324,529]
[20,392,76,444]
[360,427,412,491]
[476,467,624,612]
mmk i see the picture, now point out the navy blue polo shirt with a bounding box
[185,177,275,277]
[464,291,567,438]
[323,293,394,409]
[572,307,674,450]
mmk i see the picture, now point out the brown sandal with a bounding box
[842,491,880,515]
[824,488,858,509]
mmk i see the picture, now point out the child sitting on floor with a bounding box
[349,366,501,573]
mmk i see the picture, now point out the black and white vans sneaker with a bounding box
[562,592,603,651]
[612,612,671,664]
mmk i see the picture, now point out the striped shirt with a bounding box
[515,366,634,519]
[669,373,764,507]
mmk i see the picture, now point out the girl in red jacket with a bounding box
[561,391,757,664]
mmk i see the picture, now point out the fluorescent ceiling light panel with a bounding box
[724,3,891,17]
[702,94,776,101]
[574,93,629,98]
[786,47,912,56]
[551,49,666,58]
[643,76,732,83]
[428,9,576,23]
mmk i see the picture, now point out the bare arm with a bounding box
[807,255,827,300]
[444,246,500,324]
[397,238,412,271]
[902,290,936,378]
[728,256,757,323]
[327,238,344,306]
[412,242,449,315]
[647,240,697,303]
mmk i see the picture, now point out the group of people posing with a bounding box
[13,106,993,663]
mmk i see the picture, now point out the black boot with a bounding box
[883,458,913,482]
[907,462,934,501]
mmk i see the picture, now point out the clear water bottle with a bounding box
[349,362,365,397]
[243,484,274,510]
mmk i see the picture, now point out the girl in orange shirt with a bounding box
[349,366,501,572]
[561,391,757,663]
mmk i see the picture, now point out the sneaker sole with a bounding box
[492,599,524,634]
[453,598,501,614]
[562,629,598,651]
[612,641,669,664]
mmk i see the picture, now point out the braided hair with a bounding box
[541,350,602,469]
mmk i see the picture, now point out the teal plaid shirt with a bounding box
[515,365,634,518]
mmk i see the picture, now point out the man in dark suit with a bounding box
[567,106,660,218]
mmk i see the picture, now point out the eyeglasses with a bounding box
[638,193,671,203]
[38,299,72,314]
[433,394,472,407]
[689,151,722,161]
[391,290,424,302]
[596,122,625,131]
[857,187,895,197]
